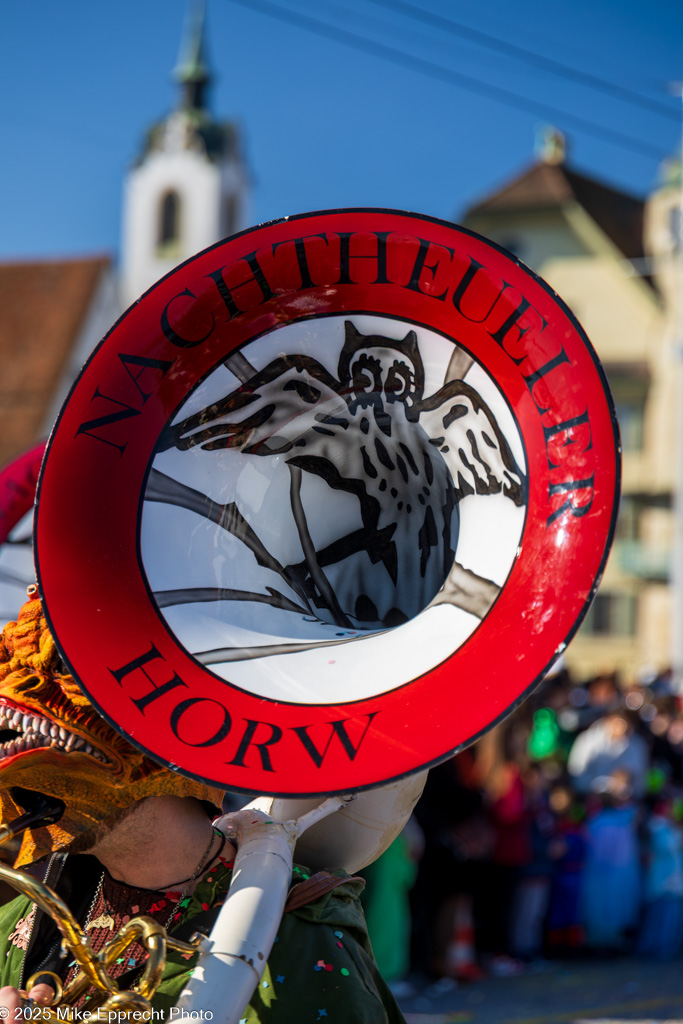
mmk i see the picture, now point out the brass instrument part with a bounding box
[0,793,204,1020]
[24,972,63,1003]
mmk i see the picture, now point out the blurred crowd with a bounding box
[360,667,683,991]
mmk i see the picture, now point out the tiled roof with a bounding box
[0,256,111,468]
[465,160,645,261]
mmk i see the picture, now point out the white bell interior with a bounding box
[141,315,526,705]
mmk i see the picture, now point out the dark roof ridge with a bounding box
[561,163,645,205]
[464,159,645,261]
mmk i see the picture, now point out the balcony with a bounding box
[617,540,671,581]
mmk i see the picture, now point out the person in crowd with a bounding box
[545,785,587,955]
[475,727,531,976]
[412,751,490,982]
[581,770,641,951]
[638,796,683,959]
[568,712,649,798]
[509,764,555,961]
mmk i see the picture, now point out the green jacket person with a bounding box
[0,598,404,1023]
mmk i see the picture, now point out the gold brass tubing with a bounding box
[60,971,95,1009]
[0,860,205,1016]
[0,862,115,994]
[98,917,167,1001]
[59,921,159,1010]
[62,917,175,1009]
[59,930,135,1007]
[166,934,204,954]
[133,934,166,1002]
[97,917,162,968]
[18,973,67,1024]
[96,990,154,1020]
[24,972,64,1002]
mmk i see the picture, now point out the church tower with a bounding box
[120,1,248,307]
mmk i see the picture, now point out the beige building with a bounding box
[462,142,678,684]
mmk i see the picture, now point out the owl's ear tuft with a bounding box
[403,330,417,346]
[339,322,364,386]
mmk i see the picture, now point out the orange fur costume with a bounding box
[0,592,223,865]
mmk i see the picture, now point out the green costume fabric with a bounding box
[0,860,405,1023]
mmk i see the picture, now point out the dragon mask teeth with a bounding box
[0,702,111,764]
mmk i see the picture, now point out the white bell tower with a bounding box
[120,1,249,308]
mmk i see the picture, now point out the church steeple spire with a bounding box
[121,0,249,306]
[174,0,212,112]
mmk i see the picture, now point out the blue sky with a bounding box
[1,0,681,262]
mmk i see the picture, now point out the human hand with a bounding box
[0,981,55,1019]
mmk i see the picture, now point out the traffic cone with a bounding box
[444,897,484,981]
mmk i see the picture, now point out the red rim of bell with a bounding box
[34,209,621,796]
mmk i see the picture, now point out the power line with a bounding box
[368,0,679,122]
[223,0,666,160]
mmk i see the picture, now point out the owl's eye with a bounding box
[385,360,413,402]
[350,353,382,395]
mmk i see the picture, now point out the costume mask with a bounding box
[0,593,223,865]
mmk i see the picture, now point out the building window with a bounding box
[613,398,644,452]
[157,190,181,256]
[604,364,649,453]
[582,592,637,636]
[616,495,639,540]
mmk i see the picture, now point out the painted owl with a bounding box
[154,321,526,632]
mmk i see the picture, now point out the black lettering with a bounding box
[75,387,141,455]
[489,297,548,362]
[291,712,378,767]
[272,233,328,289]
[229,719,283,772]
[242,249,275,301]
[547,475,595,526]
[160,288,215,348]
[110,644,187,713]
[206,268,240,319]
[543,409,592,469]
[452,258,508,322]
[170,697,232,747]
[118,353,175,404]
[207,249,275,320]
[404,239,453,299]
[523,349,571,414]
[337,232,391,285]
[372,231,391,284]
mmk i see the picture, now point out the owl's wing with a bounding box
[157,354,346,455]
[417,380,526,506]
